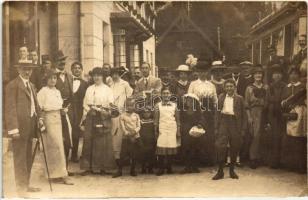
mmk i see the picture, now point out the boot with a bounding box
[249,159,257,169]
[112,159,122,178]
[212,163,224,180]
[166,156,173,174]
[130,159,137,177]
[156,156,165,176]
[229,164,239,179]
[141,163,147,174]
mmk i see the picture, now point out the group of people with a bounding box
[4,42,307,196]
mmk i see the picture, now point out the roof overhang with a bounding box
[111,11,155,42]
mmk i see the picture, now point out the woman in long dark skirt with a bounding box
[79,67,115,175]
[180,94,205,174]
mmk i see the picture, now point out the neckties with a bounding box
[74,77,81,81]
[144,78,148,89]
[26,81,31,94]
[26,82,36,117]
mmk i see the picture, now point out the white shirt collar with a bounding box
[178,80,188,85]
[197,79,209,83]
[56,68,66,73]
[287,82,301,87]
[19,75,30,86]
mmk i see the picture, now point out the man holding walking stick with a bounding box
[5,59,44,196]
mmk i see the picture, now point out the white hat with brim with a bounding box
[176,64,191,72]
[14,60,39,68]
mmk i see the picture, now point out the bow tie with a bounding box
[57,72,66,76]
[74,77,81,81]
[162,102,172,106]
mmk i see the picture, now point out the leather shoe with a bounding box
[229,170,239,179]
[27,187,41,192]
[212,171,224,180]
[191,167,200,173]
[68,171,75,176]
[156,169,164,176]
[80,170,92,176]
[112,171,122,178]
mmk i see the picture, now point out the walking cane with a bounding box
[37,126,53,192]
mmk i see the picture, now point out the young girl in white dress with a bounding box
[154,87,180,176]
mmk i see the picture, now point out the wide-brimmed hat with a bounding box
[55,50,68,61]
[227,64,241,74]
[41,55,51,64]
[252,65,264,74]
[14,59,39,68]
[269,64,284,74]
[176,64,191,72]
[239,61,253,67]
[194,61,210,72]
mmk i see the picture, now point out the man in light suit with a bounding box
[134,62,162,97]
[5,60,44,195]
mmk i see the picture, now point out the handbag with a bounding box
[282,112,298,121]
[189,126,206,138]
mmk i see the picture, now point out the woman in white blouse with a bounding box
[79,67,115,175]
[37,69,73,185]
[109,67,133,167]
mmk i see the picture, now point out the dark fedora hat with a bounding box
[41,54,51,63]
[269,64,284,74]
[14,59,39,68]
[55,50,68,61]
[252,64,264,74]
[194,61,210,72]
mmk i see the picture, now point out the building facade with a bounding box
[3,1,157,83]
[246,2,307,66]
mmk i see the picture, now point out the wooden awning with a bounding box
[111,12,154,41]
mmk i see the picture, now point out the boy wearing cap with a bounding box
[5,60,44,194]
[213,79,246,180]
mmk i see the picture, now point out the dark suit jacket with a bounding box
[55,72,74,105]
[5,76,41,139]
[68,79,88,127]
[215,93,246,134]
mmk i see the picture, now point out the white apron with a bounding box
[157,102,178,148]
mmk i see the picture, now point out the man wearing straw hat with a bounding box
[5,59,44,195]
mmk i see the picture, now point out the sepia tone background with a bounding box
[2,1,307,198]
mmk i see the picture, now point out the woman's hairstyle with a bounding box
[224,78,236,86]
[183,95,201,112]
[91,67,104,76]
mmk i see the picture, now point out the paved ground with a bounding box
[3,147,307,198]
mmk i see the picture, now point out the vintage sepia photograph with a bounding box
[2,1,308,198]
